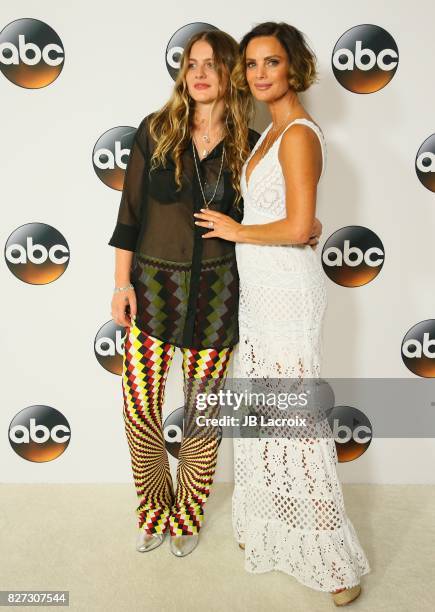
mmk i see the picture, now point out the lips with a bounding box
[255,83,272,90]
[194,83,210,89]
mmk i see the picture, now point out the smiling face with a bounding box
[185,39,227,104]
[245,35,291,102]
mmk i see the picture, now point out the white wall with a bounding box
[1,0,434,484]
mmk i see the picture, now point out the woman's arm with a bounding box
[194,124,323,246]
[114,248,134,287]
[240,124,322,244]
[109,119,149,325]
[108,120,148,251]
[111,248,136,327]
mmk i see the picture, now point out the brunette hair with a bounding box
[234,21,318,93]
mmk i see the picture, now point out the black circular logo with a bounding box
[9,405,71,462]
[415,134,435,193]
[332,24,398,93]
[322,226,385,287]
[0,18,64,88]
[327,405,372,462]
[165,22,217,80]
[163,406,222,459]
[5,223,70,284]
[92,126,136,190]
[163,407,185,459]
[401,320,435,378]
[94,320,127,375]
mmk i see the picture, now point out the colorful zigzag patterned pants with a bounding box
[122,319,233,536]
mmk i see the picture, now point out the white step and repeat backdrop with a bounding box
[1,1,435,485]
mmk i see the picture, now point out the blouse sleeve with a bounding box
[108,117,149,252]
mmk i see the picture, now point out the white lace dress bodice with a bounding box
[231,119,371,591]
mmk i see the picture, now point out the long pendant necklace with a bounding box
[192,140,226,209]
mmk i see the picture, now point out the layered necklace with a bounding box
[192,139,225,209]
[192,103,223,158]
[192,131,223,159]
[191,104,226,209]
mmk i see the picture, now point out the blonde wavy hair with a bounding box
[149,29,254,208]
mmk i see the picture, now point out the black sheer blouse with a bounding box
[108,113,260,350]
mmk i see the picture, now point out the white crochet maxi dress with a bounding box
[231,118,371,591]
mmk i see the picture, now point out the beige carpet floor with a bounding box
[1,483,434,611]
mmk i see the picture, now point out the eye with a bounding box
[267,59,279,66]
[188,62,196,69]
[206,61,216,69]
[246,61,256,69]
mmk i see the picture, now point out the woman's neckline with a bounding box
[245,117,321,189]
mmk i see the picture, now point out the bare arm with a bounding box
[114,248,134,287]
[111,248,137,326]
[237,124,322,245]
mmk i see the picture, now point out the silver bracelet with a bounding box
[113,283,134,293]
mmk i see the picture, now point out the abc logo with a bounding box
[93,126,136,190]
[322,226,384,287]
[0,18,64,88]
[327,405,372,462]
[332,24,398,93]
[5,223,70,284]
[9,405,71,462]
[163,406,222,459]
[311,378,335,417]
[164,407,185,459]
[165,22,217,80]
[401,320,435,377]
[415,134,435,193]
[94,320,127,375]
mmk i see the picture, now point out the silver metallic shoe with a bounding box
[169,534,199,557]
[136,530,166,553]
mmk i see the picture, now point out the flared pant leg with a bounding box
[122,319,233,536]
[122,321,176,534]
[168,344,233,536]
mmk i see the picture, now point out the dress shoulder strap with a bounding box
[278,118,326,180]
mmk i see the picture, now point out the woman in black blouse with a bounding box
[109,29,322,558]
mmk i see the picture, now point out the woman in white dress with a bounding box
[194,22,370,606]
